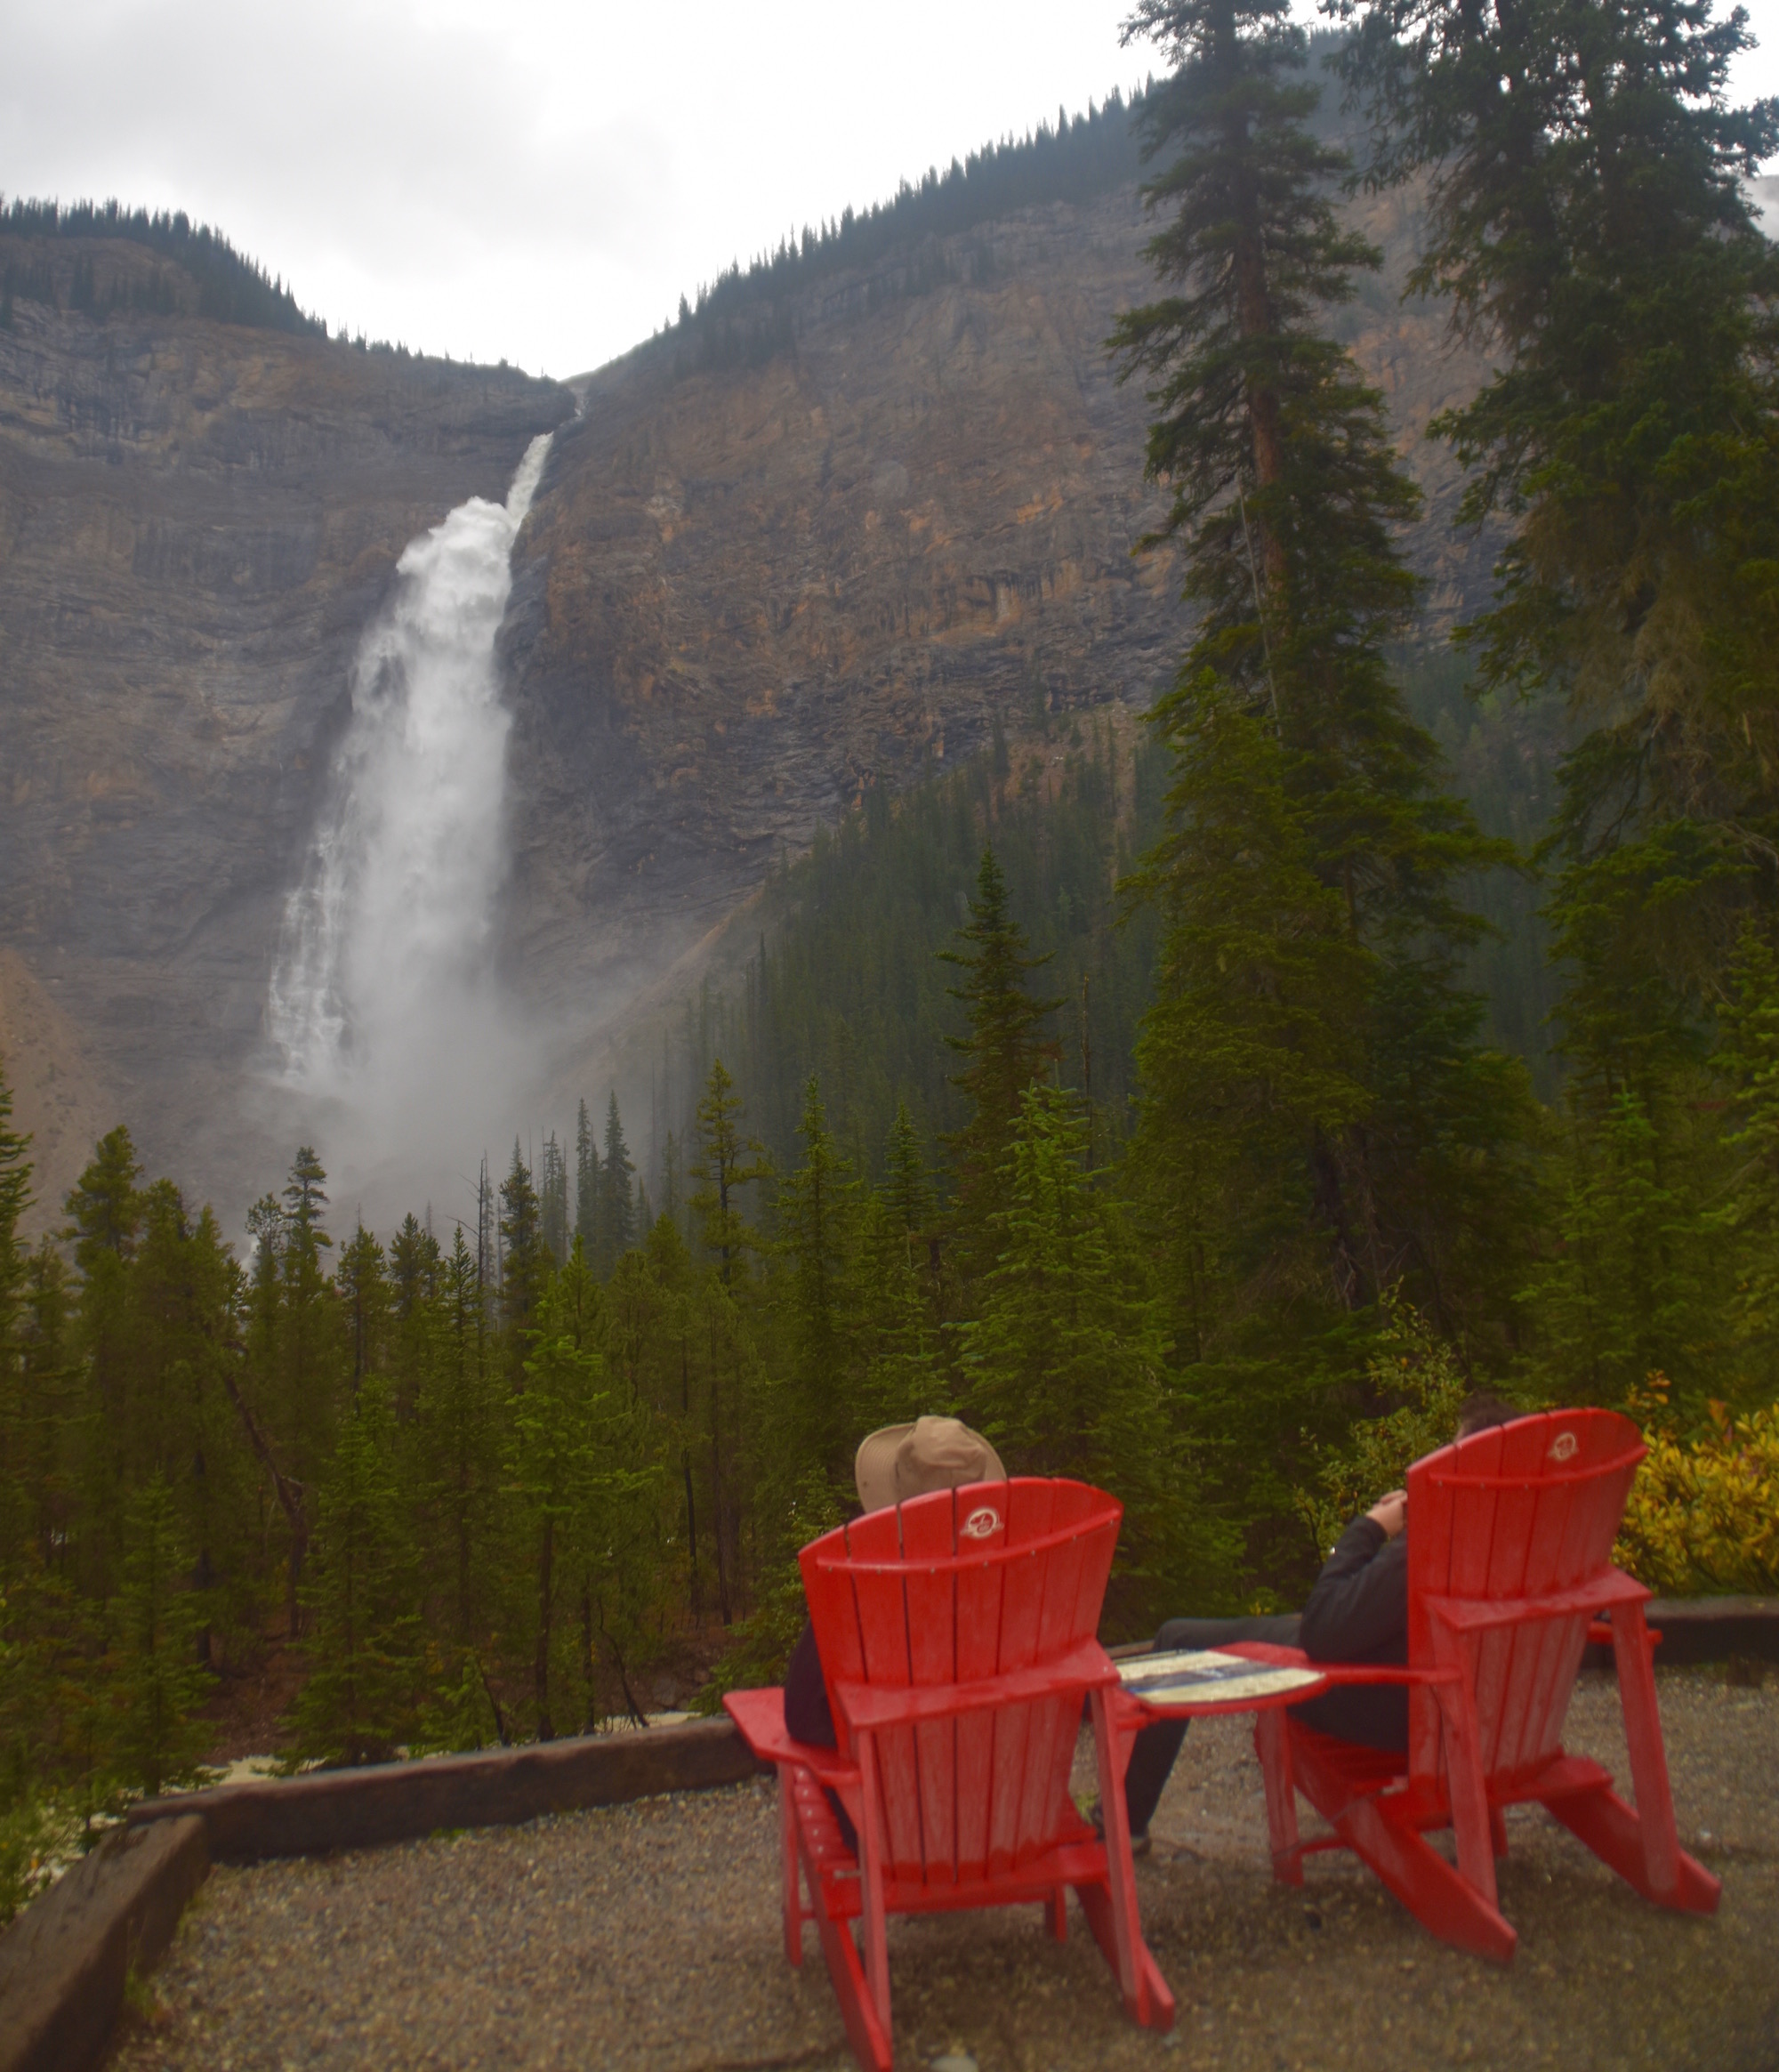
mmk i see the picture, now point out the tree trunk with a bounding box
[221,1367,309,1639]
[534,1517,555,1741]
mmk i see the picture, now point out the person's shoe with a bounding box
[1089,1801,1152,1858]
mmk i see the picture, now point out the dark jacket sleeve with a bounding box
[1299,1517,1409,1665]
[783,1616,836,1748]
[1289,1515,1410,1754]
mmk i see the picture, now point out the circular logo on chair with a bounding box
[1549,1431,1579,1463]
[961,1506,1002,1540]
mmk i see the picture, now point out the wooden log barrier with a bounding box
[1585,1596,1779,1671]
[125,1714,769,1863]
[0,1814,207,2072]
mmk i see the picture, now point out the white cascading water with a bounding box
[266,434,552,1209]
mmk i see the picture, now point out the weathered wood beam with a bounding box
[126,1715,769,1863]
[0,1814,207,2072]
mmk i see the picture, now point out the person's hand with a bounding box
[1366,1489,1407,1538]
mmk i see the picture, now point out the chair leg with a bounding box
[812,1908,894,2072]
[855,1732,893,2049]
[1489,1805,1509,1861]
[1429,1649,1500,1915]
[1291,1733,1517,1965]
[1254,1709,1303,1886]
[779,1764,804,1966]
[1543,1781,1721,1915]
[1609,1602,1685,1902]
[1087,1688,1176,2031]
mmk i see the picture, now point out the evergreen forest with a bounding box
[4,0,1779,1924]
[0,198,325,336]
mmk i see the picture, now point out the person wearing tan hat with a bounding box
[782,1416,1006,1772]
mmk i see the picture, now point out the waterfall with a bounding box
[266,433,551,1203]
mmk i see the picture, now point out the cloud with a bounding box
[2,0,1144,373]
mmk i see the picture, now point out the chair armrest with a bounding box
[723,1687,860,1784]
[833,1637,1118,1731]
[1422,1568,1648,1635]
[1294,1661,1461,1688]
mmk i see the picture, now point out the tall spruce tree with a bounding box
[0,1062,32,1573]
[1334,0,1779,1042]
[598,1093,637,1277]
[64,1130,144,1598]
[108,1471,213,1796]
[956,1084,1227,1626]
[1115,0,1533,1576]
[292,1378,421,1766]
[940,848,1063,1271]
[540,1133,570,1267]
[335,1223,390,1393]
[498,1143,550,1367]
[689,1061,768,1288]
[575,1099,599,1257]
[774,1077,859,1486]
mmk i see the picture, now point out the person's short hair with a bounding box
[1455,1392,1524,1439]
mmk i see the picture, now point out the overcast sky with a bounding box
[3,0,1775,381]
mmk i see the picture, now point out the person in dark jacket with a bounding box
[1118,1394,1524,1843]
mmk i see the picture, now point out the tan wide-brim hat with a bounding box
[855,1415,1007,1513]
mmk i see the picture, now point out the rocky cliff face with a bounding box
[502,180,1489,1058]
[0,182,1488,1226]
[0,254,571,1221]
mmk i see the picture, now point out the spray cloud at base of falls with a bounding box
[266,434,552,1222]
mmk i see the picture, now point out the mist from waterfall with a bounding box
[266,434,552,1221]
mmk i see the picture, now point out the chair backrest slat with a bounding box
[1406,1410,1645,1793]
[899,1489,963,1885]
[992,1479,1058,1876]
[951,1479,1009,1883]
[843,1507,922,1879]
[802,1477,1121,1889]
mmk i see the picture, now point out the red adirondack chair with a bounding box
[1259,1408,1721,1961]
[724,1476,1174,2072]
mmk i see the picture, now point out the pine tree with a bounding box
[388,1212,440,1420]
[335,1224,390,1393]
[882,1100,935,1237]
[540,1133,569,1266]
[108,1472,213,1797]
[64,1131,144,1598]
[0,1061,34,1573]
[598,1093,637,1277]
[1698,921,1779,1399]
[1519,1091,1719,1412]
[576,1099,599,1258]
[774,1078,859,1484]
[417,1224,502,1660]
[498,1142,550,1364]
[940,848,1062,1270]
[1115,0,1529,1350]
[689,1061,768,1288]
[292,1380,421,1766]
[274,1147,339,1490]
[505,1245,607,1740]
[1337,0,1779,1044]
[956,1085,1228,1626]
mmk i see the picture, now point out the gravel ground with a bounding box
[108,1669,1778,2072]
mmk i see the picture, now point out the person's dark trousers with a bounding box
[1122,1615,1302,1836]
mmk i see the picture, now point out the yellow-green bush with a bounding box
[1614,1383,1779,1597]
